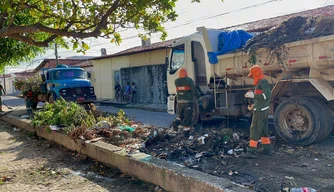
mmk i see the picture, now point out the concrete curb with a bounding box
[1,115,252,192]
[97,101,167,113]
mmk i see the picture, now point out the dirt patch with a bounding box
[142,123,334,192]
[0,121,162,192]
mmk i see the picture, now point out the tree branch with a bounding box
[0,0,121,43]
[9,34,50,47]
[92,0,121,33]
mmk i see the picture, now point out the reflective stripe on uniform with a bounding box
[254,90,263,94]
[249,139,258,147]
[254,106,269,111]
[262,93,266,100]
[176,86,191,91]
[261,137,271,144]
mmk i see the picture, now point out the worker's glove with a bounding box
[244,90,254,98]
[247,104,254,111]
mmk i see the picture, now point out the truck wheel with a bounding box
[311,99,333,142]
[274,97,329,146]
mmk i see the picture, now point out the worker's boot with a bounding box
[172,119,181,131]
[261,144,274,155]
[240,147,258,159]
[183,126,191,137]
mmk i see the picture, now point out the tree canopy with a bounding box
[0,0,213,70]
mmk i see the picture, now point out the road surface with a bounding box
[2,96,274,131]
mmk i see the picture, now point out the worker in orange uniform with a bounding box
[242,65,273,158]
[173,68,201,136]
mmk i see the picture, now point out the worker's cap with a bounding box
[247,65,262,77]
[179,68,188,78]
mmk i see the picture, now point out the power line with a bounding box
[166,0,281,30]
[15,0,284,69]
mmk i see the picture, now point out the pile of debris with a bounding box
[144,126,245,160]
[142,124,324,190]
[83,120,155,150]
[70,109,155,150]
[32,100,155,150]
[244,15,334,56]
[14,74,43,93]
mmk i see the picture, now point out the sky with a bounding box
[5,0,334,73]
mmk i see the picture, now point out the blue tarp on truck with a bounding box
[208,30,253,64]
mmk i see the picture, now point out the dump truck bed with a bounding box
[213,34,334,80]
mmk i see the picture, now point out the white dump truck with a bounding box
[166,26,334,146]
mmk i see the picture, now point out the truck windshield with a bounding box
[171,44,185,72]
[53,70,85,80]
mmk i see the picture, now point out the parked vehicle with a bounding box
[25,64,96,108]
[166,27,334,146]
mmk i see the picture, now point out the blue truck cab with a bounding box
[40,64,96,103]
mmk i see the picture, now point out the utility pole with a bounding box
[3,67,6,93]
[55,42,59,66]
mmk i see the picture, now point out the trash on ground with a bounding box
[285,176,295,180]
[50,125,62,131]
[20,115,29,119]
[85,137,104,144]
[289,187,317,192]
[95,121,110,129]
[233,133,240,140]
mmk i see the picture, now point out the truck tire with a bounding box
[274,97,329,146]
[311,99,333,142]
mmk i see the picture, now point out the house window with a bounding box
[114,71,121,84]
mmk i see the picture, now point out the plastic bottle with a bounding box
[290,187,317,192]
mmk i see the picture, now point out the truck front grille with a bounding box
[62,87,94,97]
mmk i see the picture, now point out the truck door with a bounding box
[167,43,186,95]
[191,41,209,89]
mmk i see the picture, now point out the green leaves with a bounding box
[32,98,96,129]
[0,38,44,72]
[0,0,224,65]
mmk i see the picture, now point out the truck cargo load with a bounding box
[166,16,334,146]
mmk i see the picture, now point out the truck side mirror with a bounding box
[87,72,91,79]
[41,74,46,81]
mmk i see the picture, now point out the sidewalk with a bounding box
[95,99,167,112]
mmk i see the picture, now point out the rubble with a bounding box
[244,16,334,64]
